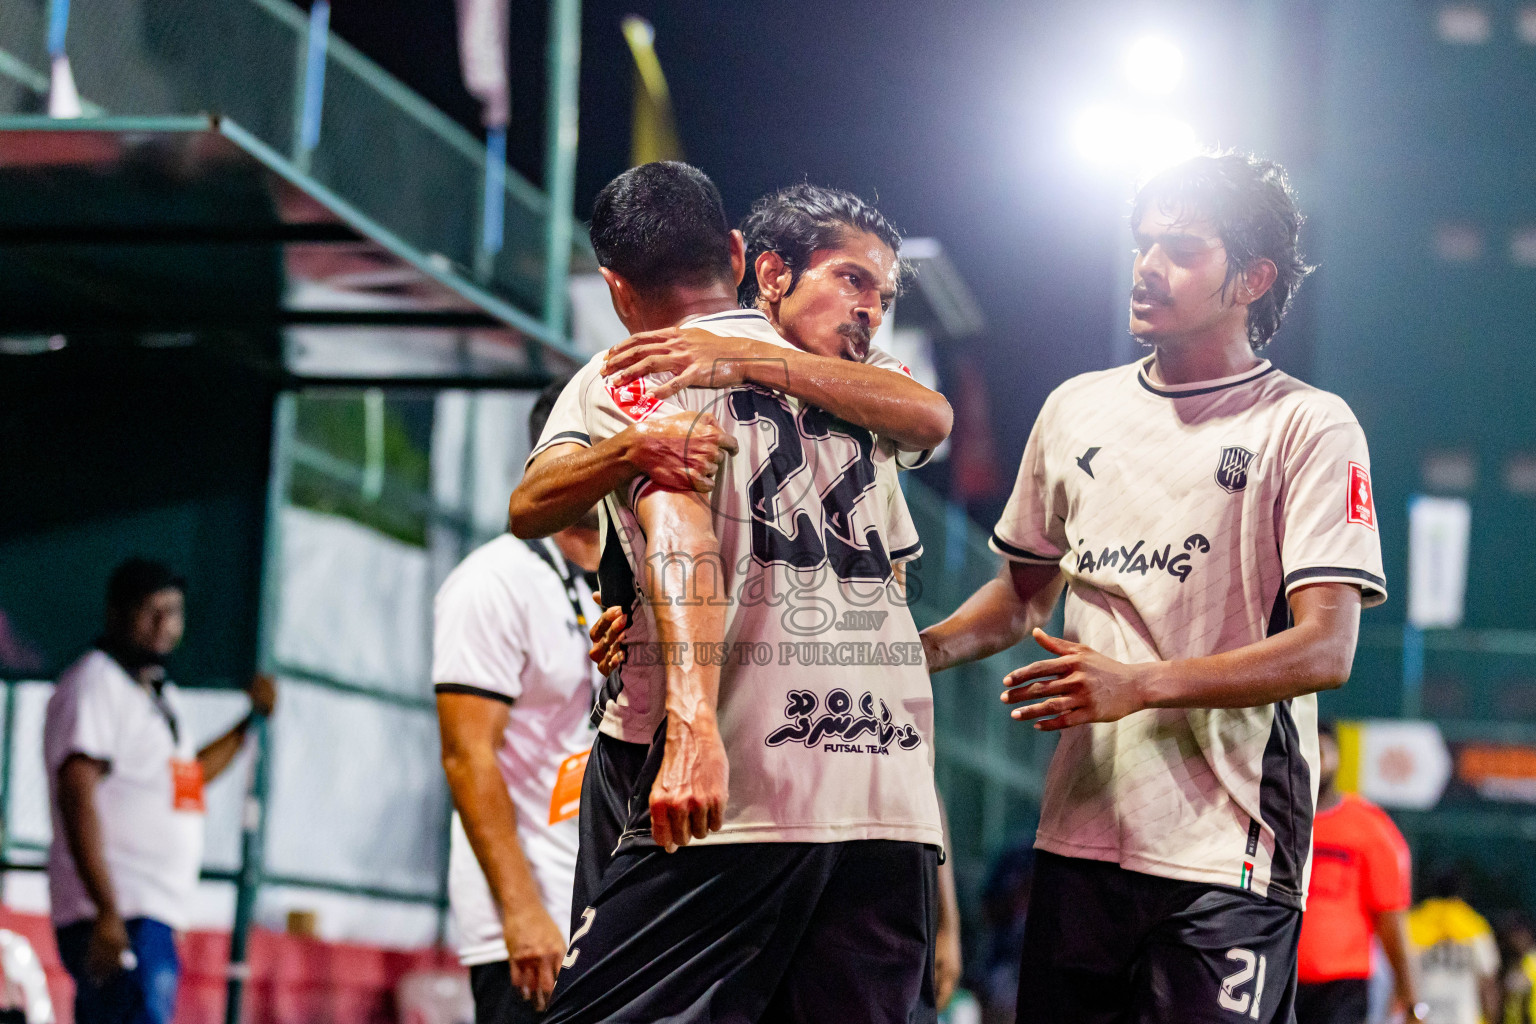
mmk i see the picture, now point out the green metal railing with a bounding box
[0,0,592,355]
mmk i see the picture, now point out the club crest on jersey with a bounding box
[765,687,922,754]
[1347,461,1376,529]
[606,377,663,422]
[1215,445,1257,494]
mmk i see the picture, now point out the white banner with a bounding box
[1408,494,1471,629]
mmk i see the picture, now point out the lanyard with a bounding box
[523,538,589,629]
[102,647,180,745]
[143,682,180,746]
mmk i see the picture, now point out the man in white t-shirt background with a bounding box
[433,383,604,1022]
[45,558,276,1024]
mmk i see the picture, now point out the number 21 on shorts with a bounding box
[1218,948,1267,1019]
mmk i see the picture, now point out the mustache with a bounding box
[1132,283,1171,305]
[836,321,872,349]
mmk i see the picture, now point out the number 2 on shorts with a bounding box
[1217,948,1267,1019]
[562,907,596,969]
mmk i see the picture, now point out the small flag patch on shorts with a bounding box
[1240,862,1254,890]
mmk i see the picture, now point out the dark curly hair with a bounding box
[737,183,905,307]
[1131,152,1313,350]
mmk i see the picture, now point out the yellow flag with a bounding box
[621,16,682,166]
[1335,720,1362,793]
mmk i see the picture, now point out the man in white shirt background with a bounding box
[46,558,276,1024]
[433,384,604,1021]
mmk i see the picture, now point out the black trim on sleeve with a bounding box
[1282,566,1386,591]
[433,683,515,706]
[896,448,934,470]
[890,542,923,562]
[989,531,1060,563]
[525,431,593,469]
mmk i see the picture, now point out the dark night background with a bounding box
[309,0,1324,526]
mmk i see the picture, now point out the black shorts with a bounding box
[545,840,939,1024]
[569,731,648,935]
[1293,979,1368,1024]
[469,962,544,1024]
[1017,851,1301,1024]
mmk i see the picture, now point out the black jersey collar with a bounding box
[1137,356,1277,398]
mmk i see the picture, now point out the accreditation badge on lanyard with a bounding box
[524,538,597,825]
[170,758,206,812]
[548,749,589,825]
[144,679,206,813]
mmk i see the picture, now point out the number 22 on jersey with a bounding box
[729,388,892,583]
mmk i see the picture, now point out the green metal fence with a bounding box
[0,0,592,351]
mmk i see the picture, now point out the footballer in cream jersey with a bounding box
[989,355,1384,907]
[530,307,941,849]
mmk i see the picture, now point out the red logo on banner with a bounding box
[1347,462,1376,529]
[607,378,663,422]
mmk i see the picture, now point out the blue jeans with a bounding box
[56,918,180,1024]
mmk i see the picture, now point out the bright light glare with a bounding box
[1072,106,1127,164]
[1073,105,1201,177]
[1124,35,1184,95]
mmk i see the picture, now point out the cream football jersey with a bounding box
[990,357,1386,908]
[530,308,942,847]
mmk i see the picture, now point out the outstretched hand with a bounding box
[1000,629,1146,731]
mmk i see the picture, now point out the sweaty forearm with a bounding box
[57,765,118,920]
[747,350,953,451]
[508,438,639,539]
[645,508,725,730]
[441,749,546,920]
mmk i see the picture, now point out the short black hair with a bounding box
[738,183,905,307]
[588,162,733,294]
[107,557,185,613]
[529,373,575,446]
[1131,152,1313,350]
[1317,719,1336,741]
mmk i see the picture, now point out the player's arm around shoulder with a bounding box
[603,327,953,451]
[634,487,729,852]
[508,355,737,539]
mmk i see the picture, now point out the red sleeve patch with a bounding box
[607,378,663,423]
[1347,462,1376,529]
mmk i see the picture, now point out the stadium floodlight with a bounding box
[1124,35,1184,95]
[1073,106,1199,178]
[1072,105,1129,165]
